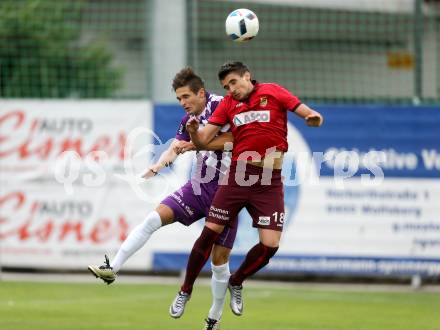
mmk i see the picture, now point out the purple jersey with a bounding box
[161,92,237,249]
[175,92,231,183]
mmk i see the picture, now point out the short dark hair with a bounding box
[218,61,250,80]
[172,67,205,93]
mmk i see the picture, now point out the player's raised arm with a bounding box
[186,118,221,149]
[141,139,182,179]
[294,103,324,127]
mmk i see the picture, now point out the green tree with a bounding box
[0,0,121,98]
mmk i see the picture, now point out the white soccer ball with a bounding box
[225,8,259,42]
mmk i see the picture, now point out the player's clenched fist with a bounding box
[305,112,323,127]
[186,116,200,133]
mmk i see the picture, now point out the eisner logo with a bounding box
[233,110,270,127]
[0,191,130,244]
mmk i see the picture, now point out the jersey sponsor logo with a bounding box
[178,123,184,134]
[208,205,230,221]
[233,110,270,127]
[257,216,271,226]
[184,205,194,216]
[235,102,244,108]
[260,96,268,107]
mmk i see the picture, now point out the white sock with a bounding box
[110,211,162,272]
[208,262,230,320]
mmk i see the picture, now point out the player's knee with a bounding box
[211,254,229,266]
[211,246,231,265]
[259,229,281,248]
[155,204,174,225]
[260,236,280,248]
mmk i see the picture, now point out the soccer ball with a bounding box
[225,8,259,42]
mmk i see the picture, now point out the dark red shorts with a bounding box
[207,162,285,232]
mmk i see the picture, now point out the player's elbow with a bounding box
[192,135,210,149]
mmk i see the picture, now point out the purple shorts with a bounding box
[161,180,237,249]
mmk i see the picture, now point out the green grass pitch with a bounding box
[1,281,439,330]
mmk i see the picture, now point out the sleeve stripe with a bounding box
[290,102,302,112]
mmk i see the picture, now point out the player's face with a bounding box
[175,86,206,115]
[221,71,253,101]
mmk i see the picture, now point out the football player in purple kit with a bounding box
[88,67,235,329]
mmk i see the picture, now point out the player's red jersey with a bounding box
[208,82,301,161]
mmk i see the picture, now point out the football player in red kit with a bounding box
[170,61,323,320]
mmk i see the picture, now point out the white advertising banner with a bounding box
[0,100,193,270]
[280,178,440,258]
[0,100,152,180]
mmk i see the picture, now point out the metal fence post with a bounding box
[413,0,424,104]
